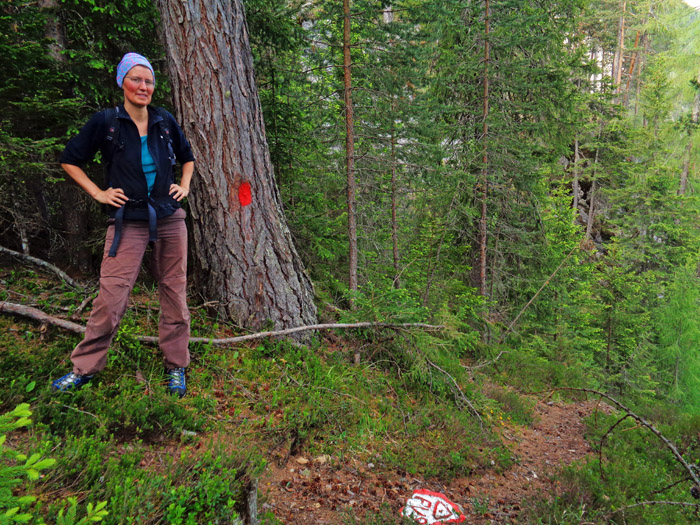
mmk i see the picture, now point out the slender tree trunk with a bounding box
[38,0,63,60]
[343,0,358,300]
[573,138,580,220]
[156,0,317,332]
[39,0,91,272]
[679,67,700,196]
[680,142,692,197]
[635,34,648,117]
[479,0,490,298]
[488,222,500,299]
[623,30,641,107]
[606,306,614,371]
[390,103,399,289]
[585,180,596,240]
[586,123,604,241]
[612,0,627,96]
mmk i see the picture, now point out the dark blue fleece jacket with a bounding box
[61,104,195,220]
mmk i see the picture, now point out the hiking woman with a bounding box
[51,53,194,397]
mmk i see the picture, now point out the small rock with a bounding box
[296,457,310,465]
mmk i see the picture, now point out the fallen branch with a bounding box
[426,357,483,424]
[71,294,96,319]
[0,301,444,345]
[1,301,87,334]
[606,500,700,519]
[138,321,444,345]
[497,244,578,344]
[652,476,694,497]
[0,245,82,289]
[540,387,700,493]
[599,413,631,481]
[463,350,508,371]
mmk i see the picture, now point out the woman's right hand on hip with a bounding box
[94,187,128,207]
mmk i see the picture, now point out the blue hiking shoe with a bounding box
[166,367,186,398]
[51,372,93,392]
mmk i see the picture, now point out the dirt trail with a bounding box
[260,400,607,523]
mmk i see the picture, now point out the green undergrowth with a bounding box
[4,267,699,522]
[0,267,520,523]
[0,318,509,522]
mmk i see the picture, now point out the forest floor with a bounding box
[260,399,609,523]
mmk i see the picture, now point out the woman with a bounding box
[52,53,195,397]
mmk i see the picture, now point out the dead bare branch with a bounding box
[425,358,483,424]
[0,301,444,345]
[1,301,86,334]
[497,245,578,344]
[71,293,96,319]
[652,476,694,497]
[606,500,700,519]
[0,245,82,289]
[539,387,700,492]
[599,414,631,481]
[463,350,508,371]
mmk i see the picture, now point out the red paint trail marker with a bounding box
[401,489,466,524]
[239,182,252,206]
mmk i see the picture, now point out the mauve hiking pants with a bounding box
[71,208,190,375]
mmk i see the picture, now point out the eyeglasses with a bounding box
[125,76,155,87]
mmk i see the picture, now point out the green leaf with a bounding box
[87,59,106,70]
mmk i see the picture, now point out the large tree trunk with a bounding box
[156,0,317,332]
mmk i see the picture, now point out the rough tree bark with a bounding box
[156,0,317,332]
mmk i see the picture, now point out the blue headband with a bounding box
[116,53,155,88]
